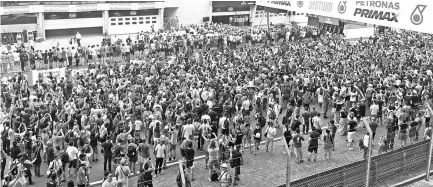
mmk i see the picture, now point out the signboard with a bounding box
[257,0,433,34]
[319,16,339,25]
[0,2,158,15]
[30,67,66,86]
[0,6,30,14]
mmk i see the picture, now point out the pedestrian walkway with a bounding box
[119,121,421,187]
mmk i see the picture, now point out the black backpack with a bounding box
[61,151,70,163]
[223,118,229,129]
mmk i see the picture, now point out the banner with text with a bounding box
[257,0,433,34]
[30,68,66,86]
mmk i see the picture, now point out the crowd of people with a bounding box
[1,21,433,187]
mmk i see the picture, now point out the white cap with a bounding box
[221,163,228,168]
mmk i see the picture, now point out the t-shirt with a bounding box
[184,148,195,162]
[66,146,79,160]
[138,143,150,158]
[101,142,113,156]
[309,131,320,146]
[370,105,379,115]
[292,134,304,148]
[154,144,166,158]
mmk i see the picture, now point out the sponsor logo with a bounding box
[228,7,234,11]
[69,13,77,18]
[338,1,347,14]
[308,1,333,12]
[45,6,68,11]
[130,10,137,15]
[410,5,426,25]
[353,8,398,22]
[297,1,304,8]
[3,7,29,14]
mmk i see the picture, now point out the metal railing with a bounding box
[278,103,433,187]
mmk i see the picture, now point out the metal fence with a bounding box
[278,139,431,187]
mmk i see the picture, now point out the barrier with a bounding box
[278,140,431,187]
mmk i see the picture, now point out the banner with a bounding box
[319,15,339,25]
[71,68,87,78]
[30,67,66,86]
[257,0,433,34]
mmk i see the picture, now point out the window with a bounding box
[145,17,150,19]
[255,15,259,18]
[139,17,144,20]
[132,22,137,24]
[118,22,123,25]
[111,18,116,21]
[145,21,150,24]
[152,17,157,19]
[139,21,144,24]
[111,23,116,25]
[132,17,137,20]
[118,18,123,21]
[125,22,130,25]
[125,18,130,20]
[152,21,156,23]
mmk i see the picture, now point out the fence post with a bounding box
[363,118,373,187]
[282,135,291,187]
[426,103,433,181]
[179,161,186,187]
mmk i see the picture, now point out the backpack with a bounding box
[61,151,70,163]
[223,118,229,129]
[210,170,219,181]
[219,171,233,185]
[138,171,152,187]
[127,145,137,159]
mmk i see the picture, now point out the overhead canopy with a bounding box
[257,0,433,34]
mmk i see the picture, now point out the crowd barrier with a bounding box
[278,140,431,187]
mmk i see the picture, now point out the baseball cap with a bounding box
[221,163,228,168]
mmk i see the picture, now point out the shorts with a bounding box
[69,159,77,168]
[399,132,407,141]
[186,160,194,168]
[307,145,318,153]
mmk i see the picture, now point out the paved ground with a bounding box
[2,36,432,187]
[407,179,433,187]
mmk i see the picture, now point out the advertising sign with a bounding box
[0,6,30,14]
[257,0,433,34]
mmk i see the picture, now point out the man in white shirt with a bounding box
[153,140,166,176]
[66,141,79,178]
[183,119,195,139]
[312,114,322,130]
[370,102,379,117]
[265,123,277,154]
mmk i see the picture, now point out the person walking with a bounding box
[231,145,243,186]
[219,163,233,187]
[307,129,320,162]
[323,129,333,159]
[153,140,167,177]
[115,159,130,187]
[101,138,113,172]
[293,129,304,163]
[265,122,277,154]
